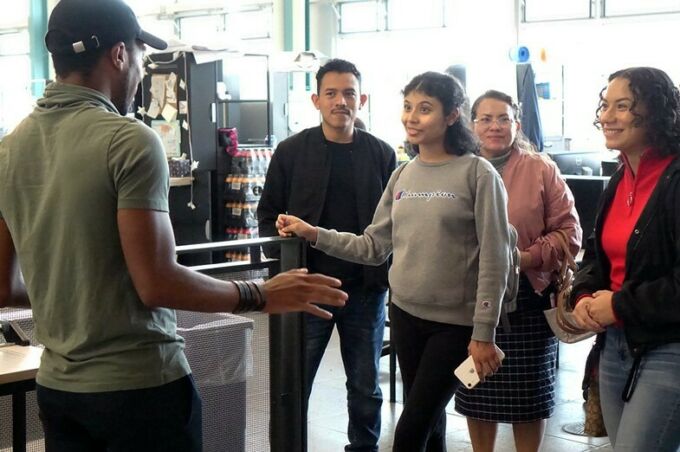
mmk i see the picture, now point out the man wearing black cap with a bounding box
[0,1,347,451]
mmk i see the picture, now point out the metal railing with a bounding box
[176,236,307,452]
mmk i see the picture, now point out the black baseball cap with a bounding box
[45,0,167,56]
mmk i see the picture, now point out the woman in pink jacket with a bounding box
[455,90,582,452]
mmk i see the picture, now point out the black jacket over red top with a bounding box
[572,155,680,357]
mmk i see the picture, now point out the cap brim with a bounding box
[139,30,167,50]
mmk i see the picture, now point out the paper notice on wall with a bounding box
[148,73,180,117]
[149,74,166,107]
[179,101,188,115]
[147,99,161,119]
[179,79,186,91]
[151,120,181,158]
[162,104,178,122]
[182,120,189,131]
[165,73,178,104]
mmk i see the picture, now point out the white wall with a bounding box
[310,0,337,58]
[306,2,680,152]
[520,13,680,152]
[315,0,520,148]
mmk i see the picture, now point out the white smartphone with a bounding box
[454,349,505,389]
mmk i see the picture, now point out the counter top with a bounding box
[0,345,42,385]
[562,175,610,181]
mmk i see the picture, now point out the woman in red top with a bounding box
[572,67,680,451]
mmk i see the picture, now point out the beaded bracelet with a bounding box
[231,280,268,313]
[231,281,247,313]
[251,281,267,311]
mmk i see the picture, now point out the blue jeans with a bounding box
[305,286,386,452]
[37,374,202,452]
[599,327,680,451]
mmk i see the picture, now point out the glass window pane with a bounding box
[524,0,591,21]
[174,0,226,9]
[223,55,269,100]
[0,55,33,135]
[340,1,381,33]
[0,31,30,55]
[137,17,178,42]
[123,0,171,17]
[0,0,29,27]
[387,0,444,30]
[225,8,273,40]
[604,0,680,16]
[179,15,225,44]
[239,38,274,55]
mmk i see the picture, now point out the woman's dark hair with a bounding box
[402,71,477,156]
[471,90,520,122]
[471,89,537,154]
[594,66,680,156]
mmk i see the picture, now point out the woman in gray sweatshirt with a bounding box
[277,72,514,452]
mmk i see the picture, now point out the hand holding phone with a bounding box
[454,349,505,389]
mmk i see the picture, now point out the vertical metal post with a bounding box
[304,0,311,92]
[29,0,49,98]
[266,55,273,147]
[270,239,307,452]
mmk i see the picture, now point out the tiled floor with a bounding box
[307,332,613,452]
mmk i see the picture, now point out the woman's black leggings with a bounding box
[389,303,472,452]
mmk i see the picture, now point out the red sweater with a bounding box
[602,149,674,293]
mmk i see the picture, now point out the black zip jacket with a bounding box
[571,156,680,356]
[257,125,396,291]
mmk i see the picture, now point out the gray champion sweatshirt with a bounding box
[314,153,512,342]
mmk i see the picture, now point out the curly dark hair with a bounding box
[594,67,680,156]
[402,71,477,156]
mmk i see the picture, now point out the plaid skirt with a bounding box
[454,277,558,423]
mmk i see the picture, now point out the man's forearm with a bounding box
[135,262,241,312]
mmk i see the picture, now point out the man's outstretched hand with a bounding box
[263,268,347,319]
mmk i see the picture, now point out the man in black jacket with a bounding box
[258,59,396,452]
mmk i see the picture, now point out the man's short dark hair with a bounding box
[315,59,361,94]
[51,44,126,79]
